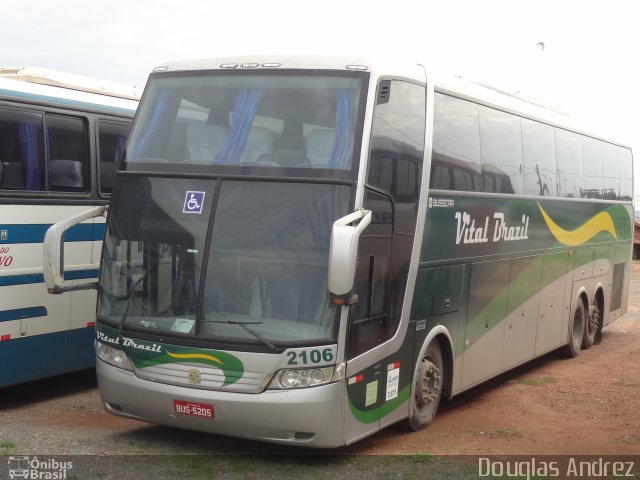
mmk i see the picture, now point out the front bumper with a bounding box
[96,357,345,448]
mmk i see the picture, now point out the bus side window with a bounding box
[618,147,633,200]
[522,118,556,196]
[555,128,583,198]
[479,105,522,194]
[0,107,45,191]
[97,120,131,194]
[46,114,88,192]
[431,93,482,192]
[582,136,603,199]
[601,142,619,200]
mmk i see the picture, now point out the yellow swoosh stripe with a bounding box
[166,351,223,365]
[538,204,617,246]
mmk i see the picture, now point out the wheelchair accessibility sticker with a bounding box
[183,191,205,214]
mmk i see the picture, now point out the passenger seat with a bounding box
[306,128,335,166]
[186,123,228,163]
[239,126,276,164]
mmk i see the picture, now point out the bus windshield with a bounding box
[97,175,351,347]
[125,71,364,173]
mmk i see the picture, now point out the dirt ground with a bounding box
[1,266,640,458]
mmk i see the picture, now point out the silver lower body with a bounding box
[96,358,345,448]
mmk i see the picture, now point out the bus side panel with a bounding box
[343,324,416,443]
[0,205,100,387]
[460,260,509,388]
[0,329,93,388]
[534,252,570,355]
[501,256,542,369]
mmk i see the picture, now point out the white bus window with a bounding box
[522,118,556,196]
[555,128,583,198]
[0,108,45,191]
[582,136,602,199]
[479,106,522,194]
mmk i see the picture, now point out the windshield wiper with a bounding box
[207,319,282,353]
[118,260,161,333]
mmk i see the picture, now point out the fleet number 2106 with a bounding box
[287,348,334,365]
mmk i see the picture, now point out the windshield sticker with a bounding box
[171,318,195,334]
[183,191,205,214]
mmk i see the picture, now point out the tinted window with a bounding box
[582,136,602,198]
[98,121,130,194]
[555,128,583,198]
[367,80,424,208]
[127,73,364,172]
[46,115,87,192]
[479,106,522,194]
[601,142,619,200]
[431,93,481,191]
[619,147,633,201]
[522,118,556,196]
[0,108,45,191]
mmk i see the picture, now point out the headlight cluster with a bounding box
[95,341,133,371]
[268,366,334,389]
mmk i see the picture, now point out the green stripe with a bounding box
[348,384,411,424]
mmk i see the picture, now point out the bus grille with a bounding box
[133,362,267,393]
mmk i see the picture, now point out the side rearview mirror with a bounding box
[328,209,372,295]
[43,206,107,294]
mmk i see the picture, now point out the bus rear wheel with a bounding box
[405,341,444,431]
[582,298,601,349]
[565,300,586,357]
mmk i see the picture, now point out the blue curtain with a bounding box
[129,88,171,161]
[115,134,126,163]
[19,122,41,190]
[326,90,353,170]
[214,89,262,165]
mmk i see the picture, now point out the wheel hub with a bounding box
[416,357,441,409]
[588,304,600,334]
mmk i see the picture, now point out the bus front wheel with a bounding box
[565,300,586,357]
[405,341,444,431]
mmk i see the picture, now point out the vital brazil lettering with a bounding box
[454,203,618,247]
[455,211,529,244]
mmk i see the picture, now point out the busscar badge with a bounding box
[188,369,202,384]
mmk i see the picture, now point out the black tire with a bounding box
[405,341,444,431]
[565,300,586,357]
[582,297,601,349]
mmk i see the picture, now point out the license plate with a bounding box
[173,400,214,419]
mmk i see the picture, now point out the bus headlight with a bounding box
[268,366,334,389]
[95,341,133,371]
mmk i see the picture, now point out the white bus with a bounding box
[44,56,632,447]
[0,67,138,387]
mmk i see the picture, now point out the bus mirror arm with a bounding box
[43,206,108,294]
[328,209,372,296]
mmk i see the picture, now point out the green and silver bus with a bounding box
[43,56,633,447]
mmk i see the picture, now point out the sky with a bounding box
[2,0,640,196]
